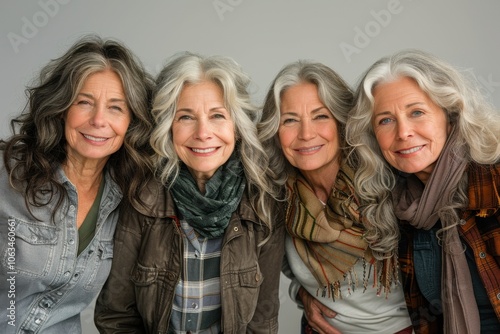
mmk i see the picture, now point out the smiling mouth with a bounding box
[296,145,321,153]
[397,146,423,155]
[83,134,108,142]
[191,147,217,154]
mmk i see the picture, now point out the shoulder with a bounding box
[466,162,500,213]
[128,177,176,218]
[237,191,260,224]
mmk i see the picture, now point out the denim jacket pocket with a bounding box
[84,240,114,291]
[3,217,58,277]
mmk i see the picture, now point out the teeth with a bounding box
[399,146,422,154]
[83,134,107,142]
[298,146,321,153]
[192,147,216,153]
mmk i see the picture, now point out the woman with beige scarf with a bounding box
[346,49,500,333]
[259,60,412,334]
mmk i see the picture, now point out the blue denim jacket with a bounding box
[0,162,122,334]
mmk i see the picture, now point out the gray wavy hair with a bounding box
[346,49,500,256]
[150,52,277,227]
[259,60,354,195]
[1,34,154,214]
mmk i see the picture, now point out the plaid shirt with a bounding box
[169,220,223,334]
[399,163,500,333]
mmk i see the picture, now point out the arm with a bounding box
[297,287,340,334]
[94,202,146,333]
[247,213,286,333]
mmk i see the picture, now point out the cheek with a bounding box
[223,126,236,145]
[278,129,292,148]
[373,131,388,149]
[172,125,187,144]
[434,130,449,154]
[116,118,132,136]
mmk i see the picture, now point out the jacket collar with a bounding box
[133,178,263,227]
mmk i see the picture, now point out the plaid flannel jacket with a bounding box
[399,163,500,333]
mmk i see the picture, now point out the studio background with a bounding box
[1,1,499,333]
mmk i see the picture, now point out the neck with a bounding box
[300,161,340,203]
[62,156,106,191]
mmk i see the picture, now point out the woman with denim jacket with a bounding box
[346,49,500,333]
[95,52,285,333]
[0,35,153,334]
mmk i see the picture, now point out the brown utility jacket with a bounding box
[95,178,286,334]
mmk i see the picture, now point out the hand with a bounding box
[298,287,341,334]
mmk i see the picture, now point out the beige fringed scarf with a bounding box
[285,161,398,299]
[393,127,480,334]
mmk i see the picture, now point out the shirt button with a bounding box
[496,293,500,300]
[69,205,75,211]
[56,291,63,296]
[34,318,42,324]
[64,271,71,277]
[191,303,198,309]
[233,226,239,232]
[479,252,486,259]
[68,239,75,245]
[459,219,466,225]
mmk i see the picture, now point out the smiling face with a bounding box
[278,82,341,177]
[372,77,451,183]
[172,81,235,182]
[64,69,130,167]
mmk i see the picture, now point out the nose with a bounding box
[89,104,106,128]
[396,119,413,140]
[297,119,316,141]
[194,118,212,140]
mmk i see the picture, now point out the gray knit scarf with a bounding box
[171,152,246,239]
[393,127,480,334]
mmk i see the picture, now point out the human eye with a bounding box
[212,112,227,120]
[280,112,299,125]
[281,117,298,125]
[411,109,424,117]
[109,105,124,113]
[178,114,193,121]
[314,113,331,120]
[175,111,194,122]
[377,117,393,126]
[74,98,93,110]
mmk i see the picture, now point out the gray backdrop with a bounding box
[1,1,499,333]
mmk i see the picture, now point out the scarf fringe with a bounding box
[317,255,400,301]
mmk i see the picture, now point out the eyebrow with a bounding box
[175,106,227,113]
[281,106,328,115]
[373,102,426,116]
[405,102,425,108]
[77,92,127,104]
